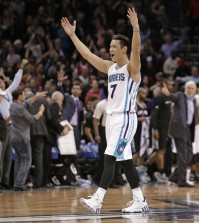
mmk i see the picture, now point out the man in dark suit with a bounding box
[61,83,84,151]
[27,94,51,188]
[150,80,174,183]
[43,91,70,187]
[162,80,196,187]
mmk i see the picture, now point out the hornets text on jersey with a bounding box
[107,63,140,115]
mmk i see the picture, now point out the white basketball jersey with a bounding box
[107,63,140,114]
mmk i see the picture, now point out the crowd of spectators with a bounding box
[1,0,196,86]
[0,0,199,190]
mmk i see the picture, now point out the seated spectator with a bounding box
[160,30,186,59]
[6,44,21,68]
[22,63,42,89]
[85,79,104,104]
[78,65,90,88]
[163,51,179,79]
[176,65,199,85]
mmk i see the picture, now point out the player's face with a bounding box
[109,40,124,62]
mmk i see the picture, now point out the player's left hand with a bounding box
[61,17,76,37]
[127,7,139,29]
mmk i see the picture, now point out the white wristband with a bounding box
[133,28,140,32]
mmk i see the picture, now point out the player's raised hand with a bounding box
[127,8,139,29]
[61,17,76,37]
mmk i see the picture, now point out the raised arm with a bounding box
[161,83,179,103]
[61,17,112,74]
[7,59,28,93]
[26,91,47,105]
[127,8,141,83]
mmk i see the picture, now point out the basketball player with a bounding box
[61,8,149,214]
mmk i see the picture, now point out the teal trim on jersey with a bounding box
[127,113,136,144]
[127,81,136,140]
[127,81,140,146]
[113,76,131,159]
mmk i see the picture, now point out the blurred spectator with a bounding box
[13,39,25,58]
[43,91,68,187]
[78,64,90,88]
[24,34,43,60]
[53,37,65,62]
[44,79,57,98]
[174,57,189,79]
[163,50,179,79]
[92,88,108,184]
[10,88,46,191]
[0,89,7,191]
[152,3,170,30]
[176,65,199,85]
[38,39,59,78]
[162,80,196,187]
[56,64,71,94]
[27,94,51,188]
[0,59,28,190]
[140,75,150,92]
[0,42,8,67]
[84,98,99,143]
[22,63,43,89]
[150,79,174,183]
[6,44,21,68]
[133,87,150,166]
[186,0,199,43]
[150,72,164,97]
[62,83,84,151]
[160,30,186,59]
[85,79,104,104]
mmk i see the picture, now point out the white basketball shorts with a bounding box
[105,112,138,161]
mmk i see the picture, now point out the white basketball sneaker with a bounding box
[122,196,149,213]
[80,193,102,214]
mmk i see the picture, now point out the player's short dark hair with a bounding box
[112,34,131,57]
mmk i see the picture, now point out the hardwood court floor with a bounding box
[0,183,199,223]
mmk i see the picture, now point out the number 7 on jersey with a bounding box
[110,84,117,98]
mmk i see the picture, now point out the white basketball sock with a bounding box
[96,187,106,201]
[132,187,144,201]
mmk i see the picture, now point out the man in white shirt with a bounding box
[0,59,28,189]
